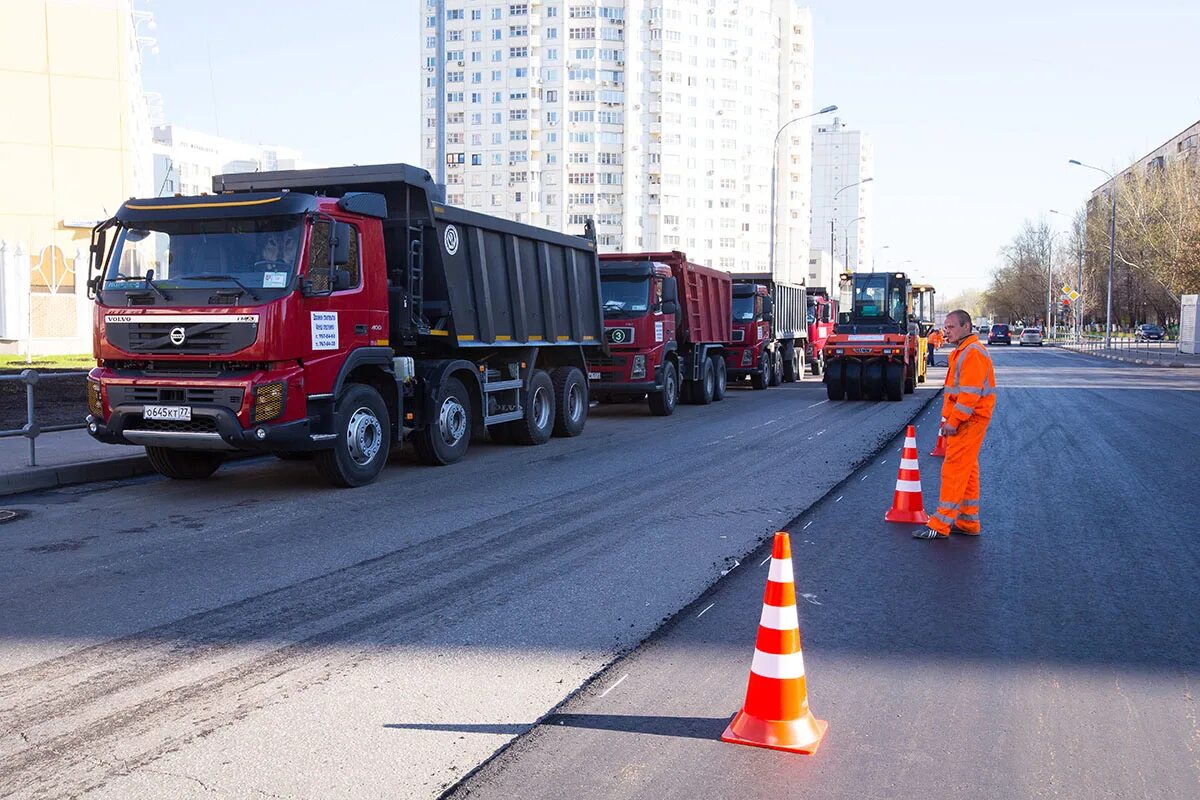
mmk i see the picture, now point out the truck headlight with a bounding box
[87,379,103,419]
[741,349,753,366]
[631,354,646,379]
[252,381,286,423]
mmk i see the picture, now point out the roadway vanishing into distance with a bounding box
[452,347,1200,800]
[0,369,941,799]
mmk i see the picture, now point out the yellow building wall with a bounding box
[0,0,148,319]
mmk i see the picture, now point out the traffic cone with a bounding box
[721,532,827,755]
[885,425,929,524]
[930,423,947,457]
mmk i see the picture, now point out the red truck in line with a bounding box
[586,251,732,416]
[84,164,605,487]
[725,277,809,389]
[805,286,838,376]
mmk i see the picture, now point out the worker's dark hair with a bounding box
[948,309,972,328]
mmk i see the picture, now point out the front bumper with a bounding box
[88,405,319,453]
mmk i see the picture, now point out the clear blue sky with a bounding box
[140,0,1200,298]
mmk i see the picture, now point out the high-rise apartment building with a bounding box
[810,116,873,288]
[152,125,316,198]
[421,0,816,284]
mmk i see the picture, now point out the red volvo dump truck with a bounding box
[84,164,604,487]
[586,251,732,416]
[725,277,808,389]
[805,286,837,376]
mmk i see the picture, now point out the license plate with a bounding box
[587,371,601,380]
[143,405,191,421]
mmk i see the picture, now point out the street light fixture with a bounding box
[841,215,865,279]
[768,104,838,279]
[1069,159,1117,348]
[829,177,873,290]
[872,244,890,272]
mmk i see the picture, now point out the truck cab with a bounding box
[727,282,777,389]
[805,287,837,376]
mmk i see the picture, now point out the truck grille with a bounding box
[106,385,244,412]
[106,321,258,355]
[586,354,628,369]
[731,330,745,342]
[125,417,220,434]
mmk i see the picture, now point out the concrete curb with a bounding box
[0,454,154,497]
[1048,343,1195,368]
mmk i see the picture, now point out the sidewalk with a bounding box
[0,428,151,497]
[1050,341,1200,368]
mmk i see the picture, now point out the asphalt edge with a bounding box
[436,383,945,800]
[0,453,154,498]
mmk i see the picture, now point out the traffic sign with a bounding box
[1061,285,1080,302]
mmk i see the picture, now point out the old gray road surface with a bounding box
[0,374,938,799]
[452,346,1200,800]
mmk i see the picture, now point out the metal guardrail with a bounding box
[0,369,89,467]
[1046,331,1196,363]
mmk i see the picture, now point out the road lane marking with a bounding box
[835,495,843,502]
[720,559,741,576]
[599,674,629,698]
[806,400,829,408]
[697,603,715,618]
[800,593,823,606]
[861,475,869,481]
[803,520,813,529]
[759,555,772,566]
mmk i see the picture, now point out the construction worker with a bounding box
[927,327,944,365]
[914,309,996,540]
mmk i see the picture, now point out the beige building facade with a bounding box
[0,0,152,355]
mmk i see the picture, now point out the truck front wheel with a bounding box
[811,354,822,377]
[146,447,223,480]
[550,366,587,437]
[316,383,393,486]
[750,351,769,390]
[648,361,678,416]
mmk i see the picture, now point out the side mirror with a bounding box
[762,295,775,316]
[661,277,678,304]
[762,311,774,322]
[87,223,110,299]
[331,221,352,267]
[661,300,678,315]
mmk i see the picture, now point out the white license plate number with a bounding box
[143,405,191,421]
[587,371,601,380]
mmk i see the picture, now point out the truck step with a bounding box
[482,379,523,392]
[484,409,524,425]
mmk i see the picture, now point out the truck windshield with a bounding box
[601,277,650,317]
[103,216,304,293]
[732,295,756,322]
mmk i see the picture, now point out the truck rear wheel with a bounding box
[712,357,727,401]
[844,360,863,400]
[146,447,223,480]
[885,361,904,401]
[550,366,587,437]
[316,383,393,485]
[825,359,845,400]
[505,369,555,445]
[863,358,885,400]
[648,361,678,416]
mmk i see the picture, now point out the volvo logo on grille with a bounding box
[170,327,186,346]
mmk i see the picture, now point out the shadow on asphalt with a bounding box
[384,713,729,741]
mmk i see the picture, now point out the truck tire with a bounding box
[769,350,783,387]
[825,359,845,400]
[863,358,885,400]
[885,361,904,401]
[904,367,916,394]
[505,369,556,445]
[844,360,863,400]
[750,351,769,390]
[712,357,727,401]
[550,366,587,437]
[782,348,796,383]
[316,383,393,485]
[811,354,822,377]
[693,358,715,405]
[648,360,679,416]
[145,447,223,480]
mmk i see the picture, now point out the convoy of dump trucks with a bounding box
[83,163,936,488]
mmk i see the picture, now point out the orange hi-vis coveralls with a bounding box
[930,333,996,535]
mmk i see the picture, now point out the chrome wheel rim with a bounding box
[438,395,468,446]
[532,386,551,430]
[567,382,583,422]
[346,407,383,465]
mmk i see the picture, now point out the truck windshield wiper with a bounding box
[183,273,260,301]
[142,269,171,301]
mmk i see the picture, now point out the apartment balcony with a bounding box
[646,140,661,154]
[649,80,662,93]
[649,121,662,136]
[650,38,663,52]
[649,101,662,113]
[529,139,542,152]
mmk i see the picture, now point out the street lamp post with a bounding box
[872,244,890,273]
[1069,160,1117,348]
[842,215,865,277]
[1045,228,1067,337]
[829,178,872,291]
[1051,208,1084,342]
[769,104,837,278]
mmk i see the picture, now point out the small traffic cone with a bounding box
[885,425,929,524]
[722,532,827,755]
[930,425,947,458]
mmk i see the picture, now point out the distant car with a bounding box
[1019,326,1043,346]
[1135,323,1165,341]
[988,324,1011,345]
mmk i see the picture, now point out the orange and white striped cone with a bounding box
[885,424,929,524]
[721,531,827,755]
[930,420,947,457]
